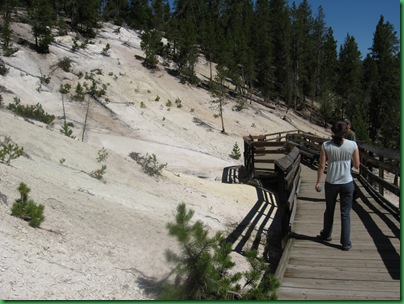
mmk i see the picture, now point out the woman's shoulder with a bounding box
[344,139,358,149]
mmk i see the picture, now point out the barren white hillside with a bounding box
[0,22,329,300]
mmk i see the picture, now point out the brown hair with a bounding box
[331,120,347,146]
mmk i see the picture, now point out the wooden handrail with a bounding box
[273,147,301,245]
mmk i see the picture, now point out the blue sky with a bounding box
[289,0,401,58]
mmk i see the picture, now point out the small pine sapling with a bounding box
[175,98,182,108]
[60,121,76,139]
[90,164,107,180]
[11,182,45,228]
[161,203,280,300]
[96,147,108,162]
[229,142,241,160]
[129,152,167,177]
[0,137,24,165]
[101,43,110,56]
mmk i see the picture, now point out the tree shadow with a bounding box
[136,275,163,298]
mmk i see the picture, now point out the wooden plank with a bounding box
[251,141,286,147]
[277,287,400,300]
[284,265,399,280]
[286,257,400,268]
[280,277,400,291]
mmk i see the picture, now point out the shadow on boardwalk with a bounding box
[352,184,400,280]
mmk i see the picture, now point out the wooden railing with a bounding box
[357,142,400,214]
[284,132,327,163]
[274,147,301,241]
[242,130,301,180]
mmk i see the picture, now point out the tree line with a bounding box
[0,0,400,149]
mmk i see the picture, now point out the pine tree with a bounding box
[336,34,362,121]
[128,0,152,30]
[253,0,274,101]
[161,203,279,300]
[362,53,377,142]
[219,0,255,97]
[11,182,45,228]
[66,0,101,37]
[368,16,400,148]
[268,0,292,103]
[150,0,171,32]
[169,1,200,84]
[198,0,220,81]
[311,5,327,100]
[102,0,129,25]
[320,28,338,95]
[210,64,228,133]
[29,0,56,53]
[140,29,163,69]
[317,27,338,124]
[290,0,315,109]
[1,0,17,54]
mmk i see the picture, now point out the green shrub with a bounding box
[229,142,241,160]
[0,137,24,165]
[11,182,45,228]
[90,164,107,180]
[160,203,280,300]
[72,37,88,52]
[0,62,9,75]
[101,43,110,56]
[7,97,55,124]
[72,83,85,101]
[58,57,72,72]
[129,152,167,176]
[60,121,76,139]
[40,74,51,85]
[96,147,108,162]
[175,98,182,108]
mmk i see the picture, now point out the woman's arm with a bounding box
[315,148,326,191]
[352,148,360,170]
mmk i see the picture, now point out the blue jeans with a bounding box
[322,181,354,248]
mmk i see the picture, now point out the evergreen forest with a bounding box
[0,0,400,149]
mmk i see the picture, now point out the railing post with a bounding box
[379,156,384,196]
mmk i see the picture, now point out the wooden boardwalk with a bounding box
[275,164,401,300]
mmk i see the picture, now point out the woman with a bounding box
[315,120,360,251]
